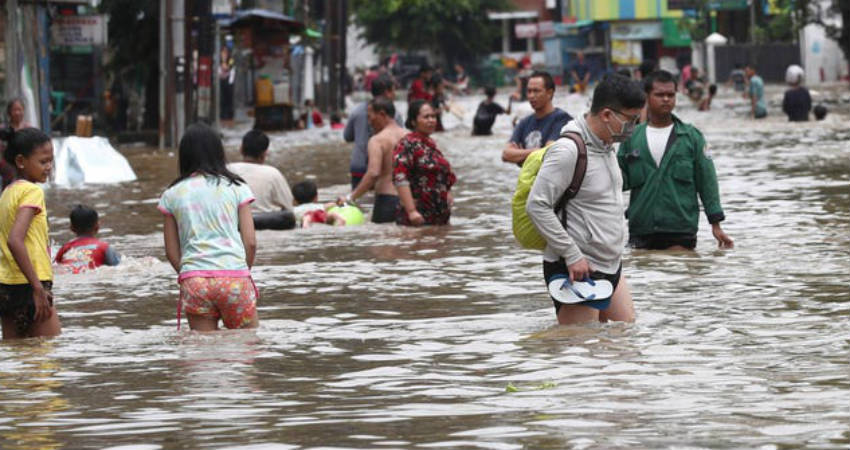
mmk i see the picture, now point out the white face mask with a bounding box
[605,109,638,143]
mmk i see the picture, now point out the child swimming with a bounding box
[55,205,121,273]
[0,127,61,339]
[158,123,259,331]
[291,180,346,228]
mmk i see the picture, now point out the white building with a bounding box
[800,2,849,84]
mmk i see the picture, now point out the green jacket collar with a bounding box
[625,114,688,159]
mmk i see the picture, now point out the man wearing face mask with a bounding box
[527,74,645,325]
[618,70,733,251]
[502,71,572,166]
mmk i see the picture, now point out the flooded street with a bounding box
[1,88,848,449]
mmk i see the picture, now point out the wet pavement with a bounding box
[1,85,848,450]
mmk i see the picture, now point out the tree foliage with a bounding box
[677,0,848,71]
[350,0,510,63]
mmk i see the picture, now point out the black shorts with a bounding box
[0,281,53,336]
[629,233,696,250]
[372,194,399,224]
[543,259,620,312]
[351,174,363,190]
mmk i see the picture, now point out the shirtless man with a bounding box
[339,97,408,223]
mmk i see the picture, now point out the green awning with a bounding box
[305,28,321,38]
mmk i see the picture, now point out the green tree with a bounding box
[350,0,510,63]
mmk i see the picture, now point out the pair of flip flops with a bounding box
[547,274,614,310]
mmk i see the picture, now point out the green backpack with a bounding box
[511,131,587,250]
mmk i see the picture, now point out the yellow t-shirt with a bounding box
[0,180,52,284]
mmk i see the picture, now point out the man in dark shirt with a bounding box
[569,51,591,93]
[472,86,511,136]
[782,70,812,122]
[501,71,572,165]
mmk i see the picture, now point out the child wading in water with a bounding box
[158,123,259,331]
[55,204,121,273]
[0,128,60,339]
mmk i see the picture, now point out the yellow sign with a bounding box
[611,40,642,66]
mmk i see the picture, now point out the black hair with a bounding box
[241,129,269,159]
[6,98,24,117]
[814,104,827,120]
[292,180,317,205]
[369,97,395,118]
[331,112,342,123]
[419,64,432,74]
[590,74,646,114]
[643,70,676,93]
[484,86,496,97]
[70,204,98,234]
[617,68,632,78]
[429,73,443,88]
[637,59,657,78]
[405,99,429,130]
[371,74,394,97]
[529,70,555,91]
[304,99,314,107]
[0,127,51,166]
[708,84,718,96]
[170,122,244,187]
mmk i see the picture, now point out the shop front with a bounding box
[609,19,692,75]
[223,9,304,131]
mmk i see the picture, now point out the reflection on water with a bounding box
[1,88,848,449]
[0,342,69,450]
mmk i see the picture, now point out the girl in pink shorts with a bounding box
[158,123,258,331]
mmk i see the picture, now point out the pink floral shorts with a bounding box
[179,277,258,329]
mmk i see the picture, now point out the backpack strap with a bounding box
[553,131,587,226]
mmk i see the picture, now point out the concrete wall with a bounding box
[800,23,849,84]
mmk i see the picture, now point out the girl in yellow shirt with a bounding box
[0,127,60,339]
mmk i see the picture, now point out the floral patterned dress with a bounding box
[392,132,456,226]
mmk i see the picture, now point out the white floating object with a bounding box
[52,136,137,186]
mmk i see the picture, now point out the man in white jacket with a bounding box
[527,74,645,325]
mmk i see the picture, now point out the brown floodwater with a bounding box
[1,87,849,450]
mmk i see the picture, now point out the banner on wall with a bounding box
[51,16,107,46]
[610,21,662,41]
[611,40,642,66]
[515,23,539,39]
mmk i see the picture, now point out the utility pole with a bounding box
[184,0,194,126]
[329,0,348,113]
[195,0,213,123]
[172,0,186,142]
[324,0,345,114]
[159,0,167,148]
[4,0,20,103]
[749,0,757,43]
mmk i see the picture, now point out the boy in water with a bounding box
[291,180,346,228]
[55,205,120,273]
[472,86,511,136]
[699,84,717,111]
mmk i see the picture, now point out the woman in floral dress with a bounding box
[393,100,456,226]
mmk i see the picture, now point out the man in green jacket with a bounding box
[618,70,734,250]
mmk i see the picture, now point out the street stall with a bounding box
[223,9,305,131]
